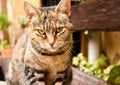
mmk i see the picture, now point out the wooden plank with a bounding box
[71,67,106,85]
[71,0,120,30]
[0,0,1,12]
[81,33,88,57]
[1,0,7,14]
[0,81,7,85]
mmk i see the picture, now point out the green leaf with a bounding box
[96,54,108,67]
[104,65,115,75]
[0,39,9,48]
[93,68,102,78]
[0,13,11,30]
[18,16,28,28]
[107,65,120,85]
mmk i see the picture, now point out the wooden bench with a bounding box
[0,81,7,85]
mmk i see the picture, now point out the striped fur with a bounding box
[6,0,73,85]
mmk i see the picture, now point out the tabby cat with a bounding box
[6,0,73,85]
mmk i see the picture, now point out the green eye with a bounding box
[56,27,63,33]
[37,29,45,35]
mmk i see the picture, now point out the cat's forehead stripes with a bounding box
[29,9,72,31]
[38,9,68,30]
[44,19,50,32]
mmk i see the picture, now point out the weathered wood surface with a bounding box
[71,0,120,30]
[0,81,7,85]
[71,67,106,85]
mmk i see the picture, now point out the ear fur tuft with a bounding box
[24,1,38,19]
[55,0,71,16]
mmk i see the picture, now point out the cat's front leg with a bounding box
[54,67,72,85]
[54,72,65,85]
[55,82,63,85]
[24,66,45,85]
[54,81,63,85]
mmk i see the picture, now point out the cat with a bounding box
[6,0,73,85]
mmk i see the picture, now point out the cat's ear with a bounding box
[55,0,71,16]
[24,1,39,19]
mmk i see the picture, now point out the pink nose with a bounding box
[49,41,55,46]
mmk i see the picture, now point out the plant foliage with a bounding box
[0,13,11,30]
[72,53,120,84]
[18,16,28,28]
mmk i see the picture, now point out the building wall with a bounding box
[0,0,7,14]
[102,32,120,63]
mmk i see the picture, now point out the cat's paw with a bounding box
[55,82,63,85]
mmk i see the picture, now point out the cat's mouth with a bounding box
[41,49,64,56]
[42,46,66,56]
[40,44,70,56]
[47,47,59,52]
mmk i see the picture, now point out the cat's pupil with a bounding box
[44,16,47,20]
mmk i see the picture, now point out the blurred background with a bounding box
[0,0,120,84]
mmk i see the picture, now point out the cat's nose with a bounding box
[49,41,55,46]
[47,35,55,46]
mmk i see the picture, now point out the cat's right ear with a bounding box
[24,1,39,19]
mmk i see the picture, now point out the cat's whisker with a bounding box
[71,44,78,55]
[35,46,44,54]
[65,50,72,57]
[68,49,73,56]
[71,49,77,56]
[73,40,81,43]
[61,45,72,56]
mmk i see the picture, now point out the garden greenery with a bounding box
[72,53,120,85]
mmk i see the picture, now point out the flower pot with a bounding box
[1,48,12,58]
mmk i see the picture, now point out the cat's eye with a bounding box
[56,27,63,33]
[37,29,46,35]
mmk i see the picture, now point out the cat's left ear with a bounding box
[24,1,39,19]
[55,0,71,16]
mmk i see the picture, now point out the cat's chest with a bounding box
[39,55,70,83]
[25,49,70,71]
[38,54,70,71]
[49,56,69,70]
[24,50,70,84]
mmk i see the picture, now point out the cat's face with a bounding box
[24,0,73,55]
